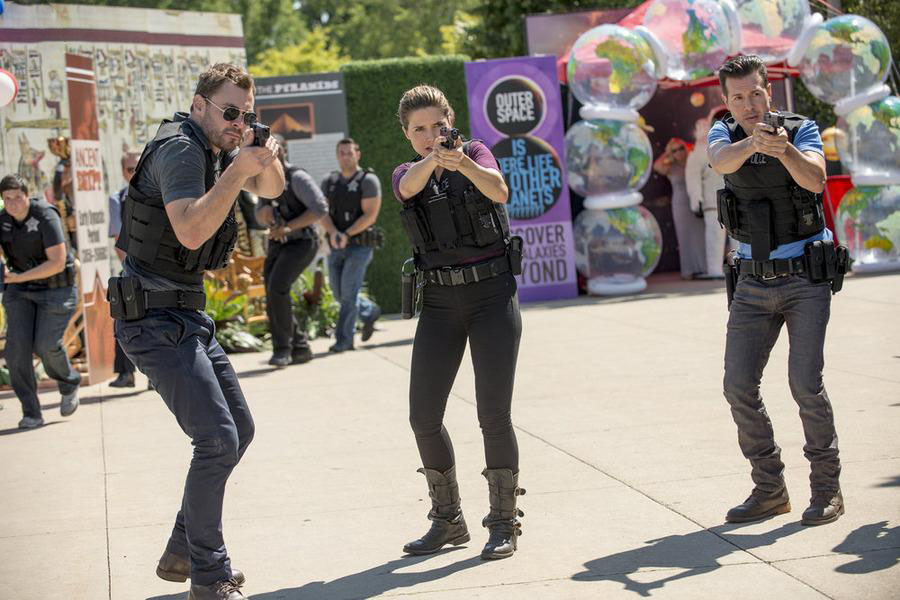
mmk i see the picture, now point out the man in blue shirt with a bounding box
[707,55,843,527]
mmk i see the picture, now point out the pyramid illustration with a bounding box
[271,113,312,136]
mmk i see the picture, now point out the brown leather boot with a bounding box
[156,549,245,586]
[726,488,791,523]
[188,578,245,600]
[403,466,470,555]
[801,490,844,526]
[481,469,525,560]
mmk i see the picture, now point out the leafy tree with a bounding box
[296,0,477,61]
[250,26,347,76]
[238,0,308,65]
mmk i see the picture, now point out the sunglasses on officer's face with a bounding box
[202,95,257,126]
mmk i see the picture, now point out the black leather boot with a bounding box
[480,469,525,560]
[802,490,844,525]
[726,487,791,523]
[156,549,244,586]
[403,466,470,555]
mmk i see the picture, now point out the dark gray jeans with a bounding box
[724,274,840,495]
[2,284,81,419]
[116,309,254,585]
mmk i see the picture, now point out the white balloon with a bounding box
[0,69,18,107]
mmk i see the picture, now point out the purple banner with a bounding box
[465,56,577,302]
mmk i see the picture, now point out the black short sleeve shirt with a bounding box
[0,199,71,288]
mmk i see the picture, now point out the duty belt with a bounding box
[423,254,510,286]
[736,256,806,280]
[144,289,206,310]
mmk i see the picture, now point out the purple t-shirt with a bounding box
[391,140,499,201]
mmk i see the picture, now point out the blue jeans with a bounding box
[327,245,376,349]
[115,309,254,585]
[357,294,378,323]
[2,285,81,419]
[724,274,840,495]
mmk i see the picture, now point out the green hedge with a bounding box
[342,55,470,314]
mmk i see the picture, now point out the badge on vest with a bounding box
[749,153,768,165]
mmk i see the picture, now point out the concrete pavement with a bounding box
[1,272,897,600]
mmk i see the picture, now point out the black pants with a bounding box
[113,338,135,375]
[115,309,254,585]
[263,237,318,354]
[409,272,522,472]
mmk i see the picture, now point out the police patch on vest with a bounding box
[493,136,562,220]
[485,76,546,136]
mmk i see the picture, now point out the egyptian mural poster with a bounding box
[465,56,578,302]
[65,53,114,385]
[254,73,348,186]
[0,2,245,205]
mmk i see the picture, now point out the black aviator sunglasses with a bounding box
[202,95,257,126]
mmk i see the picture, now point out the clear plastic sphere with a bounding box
[567,24,659,111]
[798,15,892,105]
[836,95,900,180]
[573,206,663,285]
[836,185,900,272]
[642,0,734,81]
[565,119,652,198]
[735,0,811,64]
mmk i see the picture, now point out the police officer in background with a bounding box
[111,63,283,600]
[393,85,525,560]
[0,174,81,429]
[255,135,328,367]
[708,55,846,527]
[320,138,382,352]
[107,151,139,387]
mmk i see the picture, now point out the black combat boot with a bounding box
[726,487,791,523]
[480,468,525,560]
[802,490,844,526]
[403,466,470,555]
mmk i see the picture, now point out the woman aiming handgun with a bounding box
[392,84,526,560]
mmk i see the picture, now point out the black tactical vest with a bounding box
[271,164,308,221]
[0,199,75,289]
[399,142,511,270]
[116,113,238,285]
[261,163,317,241]
[718,111,825,259]
[325,169,370,232]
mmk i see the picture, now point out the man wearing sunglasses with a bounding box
[112,63,283,600]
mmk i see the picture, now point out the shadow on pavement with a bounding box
[41,389,148,411]
[833,521,900,574]
[875,475,900,487]
[0,421,63,437]
[146,549,486,600]
[572,521,805,596]
[359,337,415,350]
[235,366,281,378]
